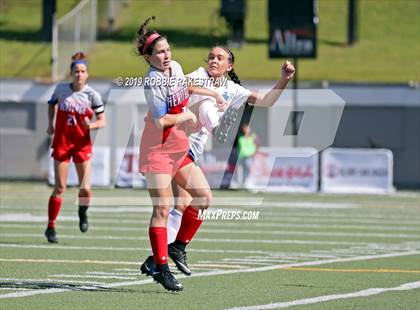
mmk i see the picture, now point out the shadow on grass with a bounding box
[0,29,43,42]
[319,38,348,47]
[1,281,183,295]
[0,281,135,293]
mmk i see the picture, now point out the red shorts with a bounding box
[179,153,195,169]
[140,150,189,176]
[52,144,92,163]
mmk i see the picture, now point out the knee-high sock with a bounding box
[149,227,168,265]
[175,206,203,245]
[148,209,183,256]
[48,196,62,228]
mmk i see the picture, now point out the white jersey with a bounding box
[186,67,251,161]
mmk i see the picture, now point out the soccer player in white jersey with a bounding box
[140,45,295,276]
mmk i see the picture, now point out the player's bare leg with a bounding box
[75,160,92,233]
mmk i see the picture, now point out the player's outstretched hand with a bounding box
[281,60,296,80]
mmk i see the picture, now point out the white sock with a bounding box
[167,208,183,244]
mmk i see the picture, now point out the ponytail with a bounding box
[228,68,241,85]
[135,16,165,56]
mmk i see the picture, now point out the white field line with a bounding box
[2,213,419,226]
[1,251,419,299]
[49,274,138,280]
[0,243,285,255]
[196,229,420,239]
[86,271,141,276]
[0,278,105,285]
[1,224,418,238]
[1,222,418,232]
[0,234,374,245]
[258,217,420,225]
[225,281,420,310]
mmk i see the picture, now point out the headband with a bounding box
[142,33,161,55]
[70,60,87,71]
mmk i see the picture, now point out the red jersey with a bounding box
[48,83,104,159]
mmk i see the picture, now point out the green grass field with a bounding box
[1,0,419,82]
[0,182,419,309]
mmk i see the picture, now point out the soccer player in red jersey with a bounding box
[135,17,227,291]
[45,52,106,244]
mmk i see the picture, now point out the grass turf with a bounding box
[0,181,419,309]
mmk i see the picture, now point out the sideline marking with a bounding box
[283,267,420,274]
[225,281,420,309]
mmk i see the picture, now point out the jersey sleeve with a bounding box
[171,60,185,76]
[230,83,252,109]
[90,90,105,114]
[47,85,59,105]
[144,79,168,119]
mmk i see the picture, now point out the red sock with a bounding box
[175,206,203,244]
[149,227,168,265]
[48,196,62,228]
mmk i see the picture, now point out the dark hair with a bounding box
[212,45,242,85]
[71,51,86,62]
[134,16,166,56]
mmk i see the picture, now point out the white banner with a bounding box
[48,146,110,187]
[321,148,394,194]
[247,147,319,192]
[114,147,146,188]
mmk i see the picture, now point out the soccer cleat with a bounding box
[45,227,58,243]
[140,255,156,276]
[78,206,89,233]
[152,270,183,292]
[168,243,192,276]
[214,105,238,144]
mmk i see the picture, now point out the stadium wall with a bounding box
[0,80,418,188]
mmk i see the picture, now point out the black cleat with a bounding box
[78,206,89,233]
[152,270,183,292]
[45,227,58,243]
[140,255,156,277]
[214,105,238,144]
[168,243,192,276]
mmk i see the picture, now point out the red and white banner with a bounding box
[114,147,146,188]
[321,148,394,194]
[247,147,319,192]
[48,146,110,186]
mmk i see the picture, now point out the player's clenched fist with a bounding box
[281,60,295,80]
